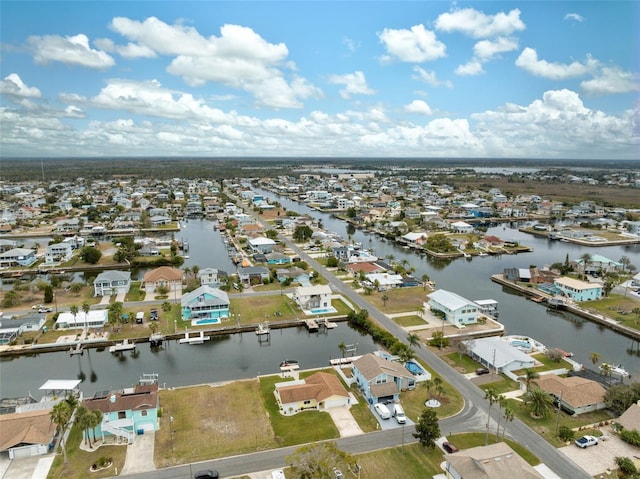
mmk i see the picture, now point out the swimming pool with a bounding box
[405,360,425,375]
[308,307,337,315]
[510,340,532,351]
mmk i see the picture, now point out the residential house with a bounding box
[0,239,16,253]
[141,266,183,294]
[346,262,386,277]
[450,221,474,234]
[0,409,57,459]
[55,310,108,330]
[181,285,230,326]
[553,277,603,301]
[93,270,132,297]
[149,215,171,227]
[237,266,270,286]
[293,285,332,311]
[275,267,309,285]
[0,248,37,267]
[465,337,536,374]
[614,400,640,432]
[0,315,46,345]
[631,272,640,288]
[266,252,291,265]
[444,442,544,479]
[44,242,73,265]
[535,375,606,415]
[55,218,80,233]
[248,237,276,254]
[83,384,159,445]
[274,372,350,415]
[352,353,416,404]
[197,268,227,287]
[574,253,622,275]
[402,232,428,246]
[427,289,479,328]
[365,272,403,291]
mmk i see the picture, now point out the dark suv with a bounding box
[476,367,490,375]
[194,471,219,479]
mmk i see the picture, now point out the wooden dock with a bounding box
[304,319,319,332]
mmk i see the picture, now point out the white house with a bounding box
[450,221,474,234]
[365,272,403,290]
[293,285,332,311]
[248,237,276,254]
[427,289,479,328]
[55,310,108,330]
[45,243,73,265]
[465,337,536,374]
[93,270,132,297]
[274,372,350,415]
[197,268,226,287]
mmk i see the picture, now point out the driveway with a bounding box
[120,431,156,475]
[327,406,363,437]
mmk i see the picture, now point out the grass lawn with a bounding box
[123,281,144,302]
[356,443,443,478]
[363,287,427,314]
[229,295,298,322]
[48,422,127,479]
[392,315,428,327]
[155,381,276,468]
[401,364,464,421]
[478,376,520,395]
[258,375,340,446]
[444,352,483,374]
[511,353,573,376]
[447,432,540,466]
[580,294,640,330]
[347,385,380,433]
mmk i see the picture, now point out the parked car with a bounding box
[38,307,53,313]
[575,435,598,448]
[194,470,219,479]
[136,311,144,324]
[374,402,391,420]
[442,441,459,453]
[476,367,490,375]
[150,308,159,321]
[392,403,406,424]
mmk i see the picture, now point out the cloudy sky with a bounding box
[1,1,638,159]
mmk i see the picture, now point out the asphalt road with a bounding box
[114,199,592,478]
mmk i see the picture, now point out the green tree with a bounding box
[381,294,389,307]
[558,425,574,442]
[428,330,449,349]
[107,301,123,330]
[615,456,638,476]
[604,383,640,415]
[502,407,514,439]
[44,284,54,304]
[75,405,92,447]
[292,225,313,242]
[80,246,102,264]
[524,387,554,418]
[412,409,440,449]
[2,290,20,308]
[589,352,601,366]
[407,333,420,349]
[89,409,103,444]
[70,304,79,328]
[524,368,540,390]
[50,401,72,463]
[286,442,354,479]
[580,253,592,279]
[484,387,498,445]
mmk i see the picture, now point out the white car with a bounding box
[392,403,406,424]
[575,435,598,448]
[374,402,391,420]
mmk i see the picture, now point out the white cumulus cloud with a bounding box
[411,67,453,88]
[515,47,596,79]
[435,8,525,38]
[581,67,640,95]
[378,24,446,63]
[0,73,42,99]
[27,33,115,69]
[405,100,433,115]
[456,60,484,76]
[474,37,519,61]
[329,71,375,99]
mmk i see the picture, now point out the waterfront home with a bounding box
[614,401,640,432]
[55,218,80,233]
[274,372,350,415]
[402,232,428,246]
[427,289,479,328]
[450,221,474,234]
[574,253,623,275]
[0,239,16,253]
[534,375,606,415]
[248,237,276,254]
[149,215,171,227]
[197,268,228,287]
[275,267,309,285]
[0,248,36,268]
[465,337,536,374]
[0,314,46,345]
[553,277,603,301]
[346,262,386,277]
[352,353,416,404]
[83,384,159,445]
[55,309,108,330]
[237,266,270,286]
[293,285,332,311]
[266,252,291,265]
[365,272,403,291]
[0,409,57,459]
[141,266,183,294]
[444,442,544,479]
[93,270,132,297]
[181,285,230,326]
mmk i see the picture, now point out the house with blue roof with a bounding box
[574,254,622,276]
[427,289,479,328]
[181,285,230,326]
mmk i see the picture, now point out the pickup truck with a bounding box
[575,435,598,448]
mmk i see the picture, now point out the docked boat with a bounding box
[256,321,270,335]
[599,363,630,378]
[109,338,136,353]
[149,333,165,347]
[179,331,211,345]
[547,297,567,309]
[279,359,299,370]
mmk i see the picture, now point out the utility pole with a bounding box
[555,390,564,435]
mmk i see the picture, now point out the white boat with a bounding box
[478,252,488,257]
[599,363,630,378]
[109,338,136,353]
[256,321,270,335]
[279,359,299,370]
[179,331,211,345]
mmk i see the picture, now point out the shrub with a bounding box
[620,428,640,447]
[558,425,574,442]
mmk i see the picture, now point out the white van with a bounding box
[374,402,391,420]
[136,311,144,324]
[393,403,406,424]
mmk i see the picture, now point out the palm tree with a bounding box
[590,352,601,367]
[580,253,592,279]
[50,401,72,463]
[600,362,612,377]
[90,409,103,444]
[495,395,507,441]
[484,387,498,445]
[524,368,539,390]
[421,274,430,290]
[75,405,92,447]
[381,294,389,307]
[69,304,79,328]
[338,341,347,366]
[524,387,554,418]
[407,333,420,349]
[502,407,515,439]
[81,301,91,336]
[433,377,444,399]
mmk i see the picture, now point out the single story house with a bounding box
[141,266,183,294]
[402,232,428,246]
[93,270,132,297]
[365,272,403,291]
[83,384,159,445]
[55,310,108,330]
[614,400,640,432]
[465,337,536,374]
[0,248,37,268]
[352,353,416,404]
[535,375,606,415]
[237,266,270,285]
[248,237,276,254]
[44,242,73,265]
[0,315,46,345]
[293,285,332,311]
[181,285,230,326]
[274,372,350,415]
[553,277,603,301]
[346,262,386,277]
[266,252,291,265]
[574,254,623,275]
[427,289,479,328]
[197,268,227,287]
[444,441,544,479]
[149,215,171,227]
[450,221,474,234]
[0,409,57,459]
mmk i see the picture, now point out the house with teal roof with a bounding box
[574,254,622,275]
[181,285,230,326]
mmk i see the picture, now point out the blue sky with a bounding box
[1,1,638,159]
